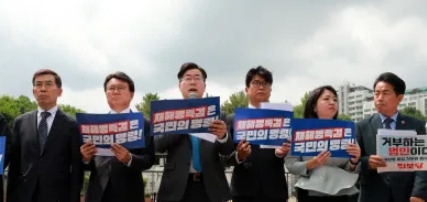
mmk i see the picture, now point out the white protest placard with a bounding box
[259,102,293,149]
[376,129,427,173]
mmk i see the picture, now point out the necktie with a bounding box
[39,111,51,153]
[384,118,394,129]
[190,136,202,172]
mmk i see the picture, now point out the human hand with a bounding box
[80,141,97,162]
[237,139,251,160]
[275,142,291,157]
[306,150,331,170]
[111,143,132,164]
[368,155,386,169]
[410,197,425,202]
[209,119,227,139]
[346,143,361,164]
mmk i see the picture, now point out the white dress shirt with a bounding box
[37,106,58,135]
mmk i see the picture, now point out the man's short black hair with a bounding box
[373,72,406,95]
[245,66,273,87]
[177,62,207,81]
[304,85,339,119]
[32,69,62,88]
[104,71,135,92]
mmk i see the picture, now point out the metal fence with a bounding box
[142,166,298,199]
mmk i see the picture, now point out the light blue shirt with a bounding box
[379,112,398,130]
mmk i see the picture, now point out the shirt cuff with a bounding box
[83,160,90,165]
[235,151,245,164]
[216,132,228,144]
[125,154,133,167]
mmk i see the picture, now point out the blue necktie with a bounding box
[39,111,51,153]
[190,136,202,172]
[384,118,393,129]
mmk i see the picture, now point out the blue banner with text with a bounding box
[150,97,220,135]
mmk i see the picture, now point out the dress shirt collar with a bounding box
[379,112,398,124]
[248,103,257,109]
[37,105,58,117]
[110,107,131,114]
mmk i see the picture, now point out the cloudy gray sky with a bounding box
[0,0,426,112]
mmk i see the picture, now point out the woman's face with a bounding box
[315,89,338,119]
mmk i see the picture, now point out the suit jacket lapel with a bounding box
[395,113,407,130]
[371,113,393,183]
[42,110,63,155]
[370,113,382,132]
[30,110,41,155]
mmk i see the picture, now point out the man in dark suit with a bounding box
[0,114,11,202]
[222,66,290,202]
[7,69,83,202]
[356,72,427,202]
[80,71,155,202]
[154,62,234,202]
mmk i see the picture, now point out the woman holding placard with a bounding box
[285,85,361,202]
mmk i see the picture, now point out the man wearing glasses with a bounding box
[80,72,155,202]
[356,72,427,202]
[223,66,290,202]
[154,62,234,202]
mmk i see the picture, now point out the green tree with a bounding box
[293,92,309,118]
[59,104,85,117]
[221,91,249,116]
[400,107,426,121]
[136,93,160,119]
[338,114,352,121]
[0,94,84,127]
[0,95,37,127]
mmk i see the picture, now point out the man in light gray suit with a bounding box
[154,62,234,202]
[356,72,427,202]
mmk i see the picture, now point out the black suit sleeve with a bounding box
[412,120,427,199]
[7,116,22,199]
[68,117,84,202]
[0,114,11,168]
[129,119,155,171]
[356,121,370,173]
[0,114,11,201]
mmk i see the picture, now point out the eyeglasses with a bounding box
[250,80,270,88]
[107,86,128,92]
[34,81,55,89]
[181,76,204,83]
[374,90,395,97]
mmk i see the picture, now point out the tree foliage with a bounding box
[0,94,84,127]
[338,114,352,121]
[221,91,249,117]
[401,107,426,121]
[135,93,160,119]
[0,95,37,127]
[59,104,85,117]
[293,92,309,118]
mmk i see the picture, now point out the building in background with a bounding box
[337,82,374,122]
[363,87,427,118]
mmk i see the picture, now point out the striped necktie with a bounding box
[39,111,51,153]
[383,118,394,129]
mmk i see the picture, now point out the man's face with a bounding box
[245,75,272,105]
[374,81,403,117]
[33,74,62,110]
[179,69,206,99]
[106,78,134,110]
